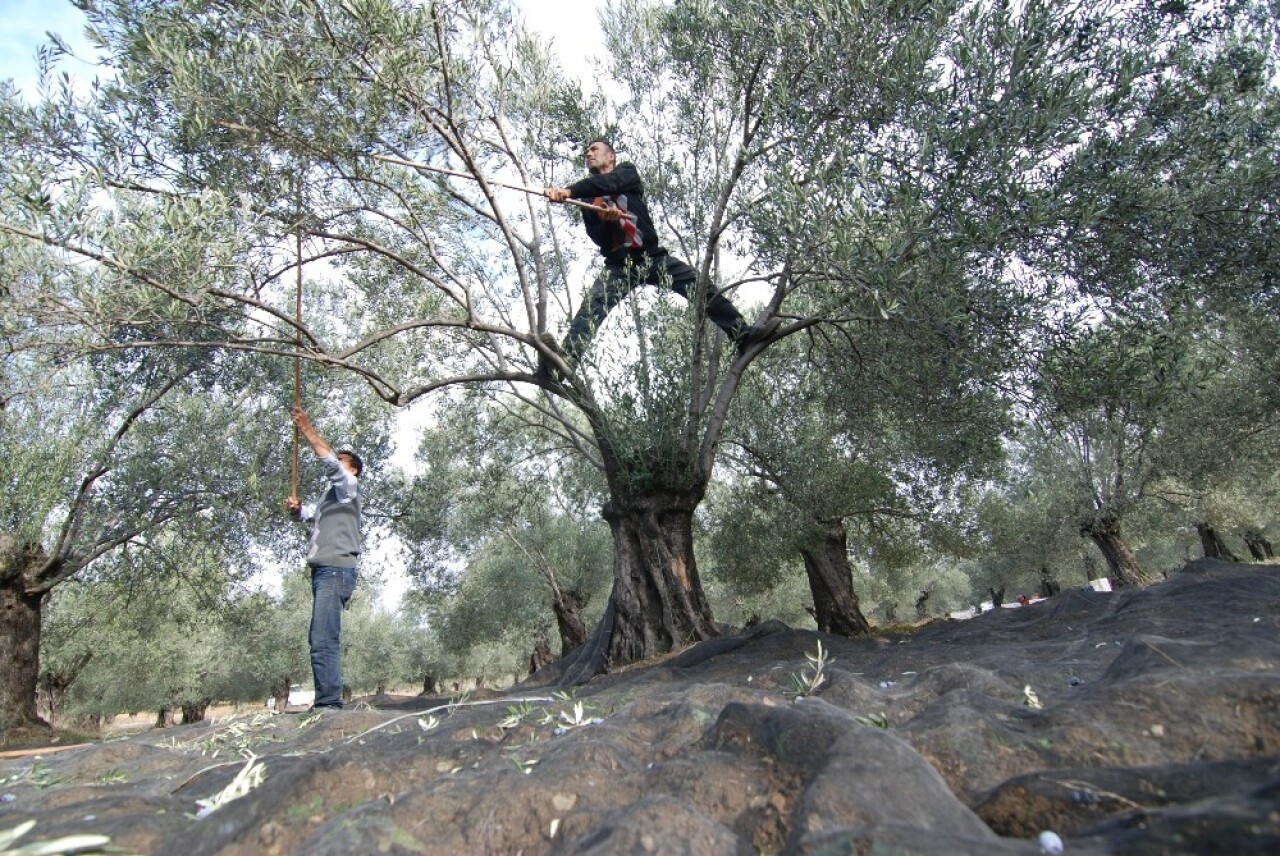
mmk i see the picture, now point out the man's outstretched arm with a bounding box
[292,406,333,460]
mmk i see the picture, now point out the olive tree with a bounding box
[7,0,1272,686]
[0,343,296,735]
[391,401,612,659]
[1014,2,1280,581]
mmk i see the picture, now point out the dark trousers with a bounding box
[562,252,748,362]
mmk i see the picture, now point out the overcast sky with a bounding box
[0,0,605,101]
[0,0,93,100]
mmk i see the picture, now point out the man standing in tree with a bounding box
[541,139,777,371]
[285,406,362,711]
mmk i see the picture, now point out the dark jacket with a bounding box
[567,162,662,263]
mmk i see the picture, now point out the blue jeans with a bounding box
[310,565,357,708]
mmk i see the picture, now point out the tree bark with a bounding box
[1243,529,1273,562]
[1039,565,1061,598]
[180,701,210,724]
[271,679,291,712]
[915,589,931,620]
[420,674,438,696]
[37,651,92,724]
[0,581,47,733]
[797,521,872,637]
[0,538,50,735]
[1196,523,1240,562]
[551,590,588,655]
[600,489,719,669]
[1080,514,1156,586]
[528,637,553,675]
[155,707,176,728]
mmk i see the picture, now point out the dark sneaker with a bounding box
[736,317,781,355]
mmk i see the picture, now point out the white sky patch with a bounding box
[0,0,98,101]
[511,0,608,85]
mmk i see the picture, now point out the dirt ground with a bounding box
[2,558,1278,854]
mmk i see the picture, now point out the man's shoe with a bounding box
[736,317,781,355]
[288,703,341,716]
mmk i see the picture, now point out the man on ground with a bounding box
[285,406,362,711]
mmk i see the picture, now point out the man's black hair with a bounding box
[585,137,615,154]
[337,449,364,477]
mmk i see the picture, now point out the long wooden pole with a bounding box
[291,184,303,502]
[207,122,627,218]
[372,153,636,220]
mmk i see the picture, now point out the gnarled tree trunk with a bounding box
[529,636,553,675]
[38,651,92,724]
[1243,529,1273,562]
[551,590,588,655]
[1039,565,1061,598]
[797,521,872,637]
[1081,514,1155,587]
[0,578,47,735]
[1,536,52,737]
[271,678,291,712]
[1196,523,1240,562]
[180,700,210,724]
[601,488,719,668]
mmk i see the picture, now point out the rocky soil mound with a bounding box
[2,558,1277,854]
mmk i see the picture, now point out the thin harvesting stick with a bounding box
[372,153,635,220]
[291,187,303,501]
